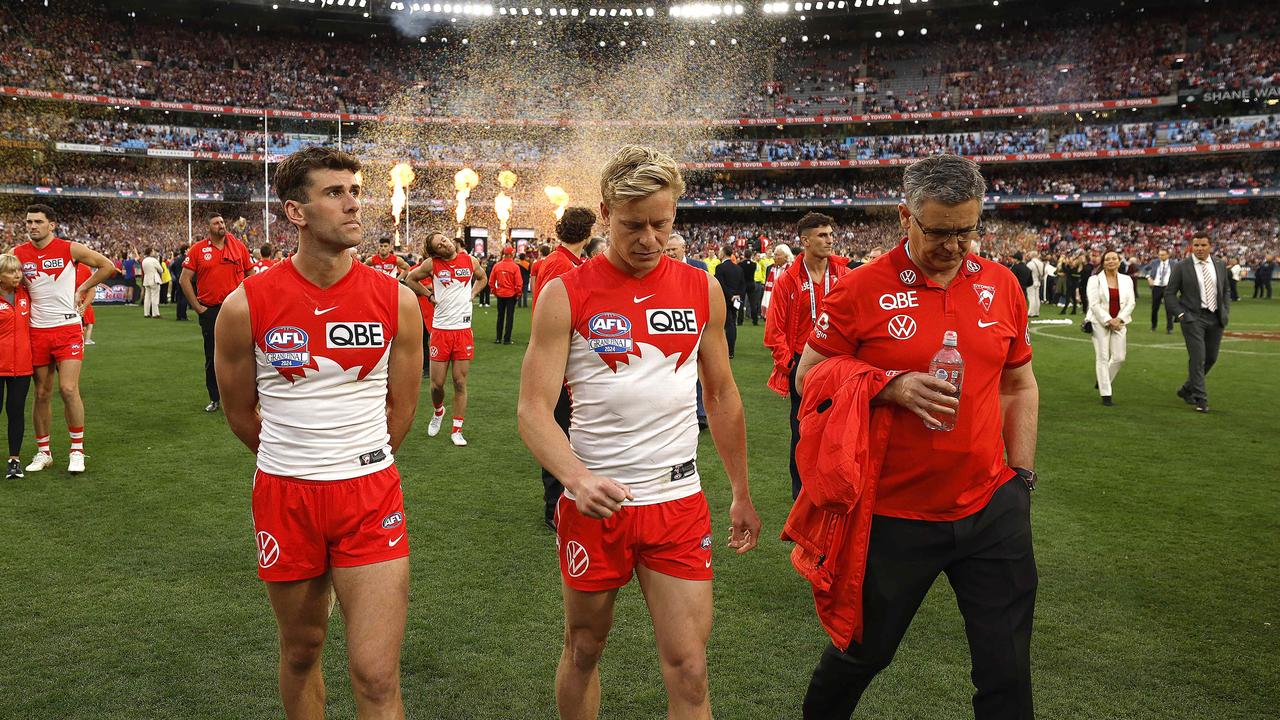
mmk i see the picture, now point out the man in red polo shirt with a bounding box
[528,206,595,531]
[489,246,524,345]
[180,211,253,412]
[764,212,851,499]
[532,209,594,305]
[795,155,1039,719]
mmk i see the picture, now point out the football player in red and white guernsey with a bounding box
[518,145,762,720]
[16,204,116,475]
[215,147,423,720]
[252,243,278,275]
[366,236,409,279]
[404,231,487,446]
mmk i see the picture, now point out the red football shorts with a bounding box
[82,305,95,326]
[251,465,409,582]
[429,327,474,362]
[30,324,85,366]
[555,491,713,592]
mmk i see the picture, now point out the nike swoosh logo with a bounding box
[388,534,405,547]
[977,320,999,328]
[633,294,655,303]
[314,306,339,315]
[705,559,712,569]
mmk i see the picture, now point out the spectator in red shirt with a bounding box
[0,253,33,479]
[763,212,851,499]
[794,155,1040,719]
[489,246,524,345]
[179,212,253,412]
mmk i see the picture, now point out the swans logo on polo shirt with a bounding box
[587,312,632,353]
[973,283,996,312]
[264,326,310,367]
[646,308,698,335]
[966,259,982,274]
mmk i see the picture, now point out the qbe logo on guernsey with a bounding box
[646,308,698,335]
[326,322,386,348]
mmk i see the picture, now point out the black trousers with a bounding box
[198,304,222,402]
[159,282,169,305]
[540,385,572,524]
[173,282,189,320]
[1228,277,1239,302]
[1258,277,1272,299]
[804,478,1037,720]
[749,287,763,324]
[1150,286,1174,331]
[478,285,491,306]
[1178,311,1224,405]
[0,375,31,456]
[724,298,738,356]
[788,353,802,499]
[495,296,517,343]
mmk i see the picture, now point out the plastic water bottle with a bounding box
[926,330,964,432]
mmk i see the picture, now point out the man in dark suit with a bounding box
[1145,248,1175,333]
[665,233,709,428]
[1255,256,1275,299]
[1165,233,1230,413]
[714,246,746,358]
[170,246,189,320]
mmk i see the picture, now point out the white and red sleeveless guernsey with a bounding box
[430,253,474,330]
[370,253,400,277]
[244,259,400,481]
[14,238,81,329]
[560,255,710,505]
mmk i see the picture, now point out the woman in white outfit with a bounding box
[1086,249,1135,406]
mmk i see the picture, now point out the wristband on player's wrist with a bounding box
[1012,466,1037,491]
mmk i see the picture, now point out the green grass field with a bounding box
[2,285,1277,719]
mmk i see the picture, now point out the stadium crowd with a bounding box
[6,153,1276,205]
[4,111,1276,166]
[5,208,1274,284]
[0,0,1275,119]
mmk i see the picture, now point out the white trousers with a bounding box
[143,284,160,316]
[1091,323,1127,396]
[1026,285,1041,317]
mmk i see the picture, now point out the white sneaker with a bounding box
[450,431,468,446]
[428,411,444,437]
[25,452,53,472]
[68,451,86,474]
[84,339,96,346]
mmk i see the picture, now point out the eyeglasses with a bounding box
[910,216,983,243]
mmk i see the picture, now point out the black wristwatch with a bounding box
[1012,467,1037,491]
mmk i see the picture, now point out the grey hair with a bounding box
[902,155,986,214]
[773,244,794,260]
